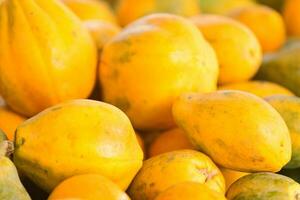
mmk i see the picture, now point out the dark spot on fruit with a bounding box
[149,182,155,187]
[114,97,131,111]
[295,193,300,200]
[119,51,136,63]
[51,106,62,111]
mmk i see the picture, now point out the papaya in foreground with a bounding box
[172,90,291,172]
[128,150,225,200]
[14,99,143,192]
[227,173,300,200]
[0,0,97,117]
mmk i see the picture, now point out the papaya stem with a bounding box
[0,140,14,157]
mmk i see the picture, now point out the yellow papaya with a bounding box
[0,0,97,117]
[129,150,225,200]
[172,90,291,172]
[219,81,294,98]
[14,99,143,192]
[227,173,300,200]
[99,13,219,130]
[266,95,300,169]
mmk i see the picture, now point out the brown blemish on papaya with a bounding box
[295,193,300,200]
[197,168,218,182]
[114,97,131,111]
[51,106,63,112]
[119,51,136,63]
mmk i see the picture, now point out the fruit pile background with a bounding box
[0,0,300,199]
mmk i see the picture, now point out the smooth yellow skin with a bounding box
[99,14,219,131]
[62,0,117,24]
[48,174,130,200]
[172,90,291,172]
[149,128,195,157]
[0,0,97,117]
[191,15,262,85]
[219,81,294,98]
[220,168,249,191]
[0,106,25,141]
[116,0,200,26]
[266,95,300,169]
[283,0,300,36]
[227,173,300,200]
[229,5,286,53]
[84,19,121,51]
[13,99,143,193]
[154,182,227,200]
[129,150,226,200]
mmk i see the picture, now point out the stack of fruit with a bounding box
[0,0,300,199]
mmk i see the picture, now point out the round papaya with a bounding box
[48,174,130,200]
[266,95,300,169]
[154,182,226,200]
[13,99,143,192]
[227,173,300,200]
[0,0,97,117]
[172,90,291,172]
[191,15,262,84]
[62,0,117,24]
[116,0,200,26]
[128,150,225,200]
[99,13,219,130]
[219,81,294,98]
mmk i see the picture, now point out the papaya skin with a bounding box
[128,150,226,200]
[48,174,130,200]
[154,182,226,200]
[283,0,300,36]
[266,95,300,169]
[172,90,291,172]
[13,99,143,193]
[219,81,294,98]
[226,173,300,200]
[99,13,219,131]
[0,0,97,117]
[0,157,31,200]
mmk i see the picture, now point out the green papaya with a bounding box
[227,173,300,200]
[0,130,31,200]
[256,41,300,96]
[265,95,300,168]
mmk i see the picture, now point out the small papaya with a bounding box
[14,99,143,192]
[266,95,300,169]
[227,173,300,200]
[0,0,97,117]
[129,150,225,200]
[172,90,291,172]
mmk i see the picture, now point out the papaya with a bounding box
[198,0,255,14]
[255,41,300,96]
[62,0,117,24]
[149,128,195,157]
[191,15,262,84]
[99,13,219,130]
[280,168,300,183]
[48,174,130,200]
[172,90,291,172]
[229,5,286,53]
[116,0,200,26]
[220,168,249,190]
[283,0,300,36]
[154,182,226,200]
[0,131,31,200]
[83,19,121,52]
[226,172,300,200]
[0,0,97,117]
[265,95,300,169]
[219,81,294,98]
[0,106,26,141]
[13,99,143,193]
[128,150,225,200]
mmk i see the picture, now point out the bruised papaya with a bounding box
[13,99,143,192]
[227,173,300,200]
[172,90,291,172]
[266,95,300,169]
[0,0,97,117]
